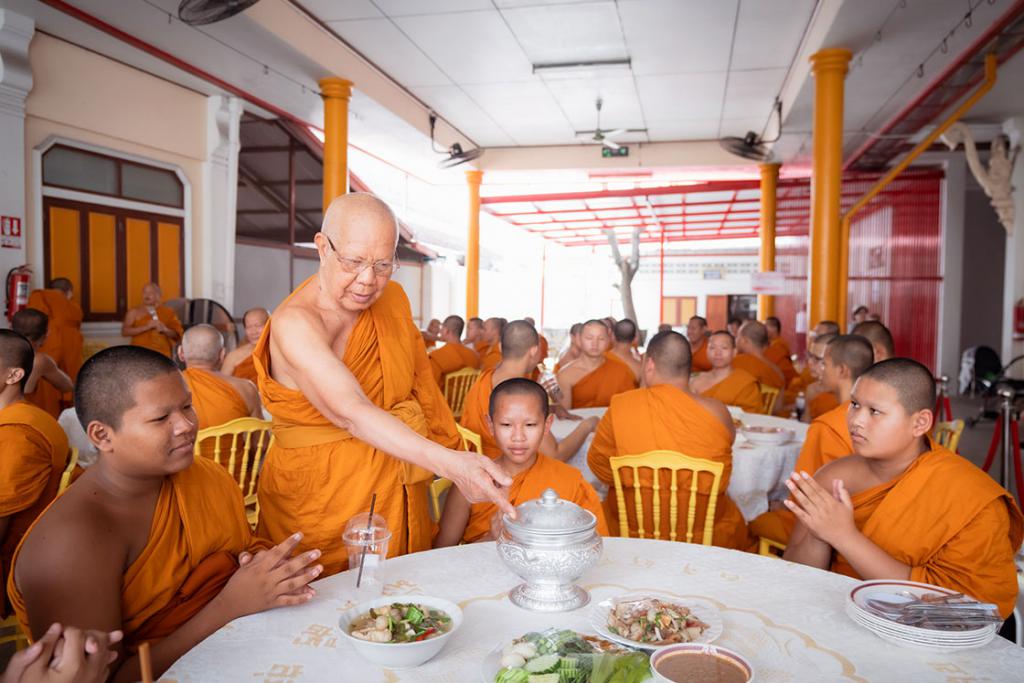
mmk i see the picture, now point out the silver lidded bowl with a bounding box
[496,488,603,612]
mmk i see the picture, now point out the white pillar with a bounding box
[1001,116,1024,374]
[938,155,966,382]
[201,95,242,309]
[0,9,33,328]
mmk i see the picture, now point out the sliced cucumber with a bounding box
[524,654,560,674]
[527,675,560,683]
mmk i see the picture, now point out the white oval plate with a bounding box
[589,593,723,651]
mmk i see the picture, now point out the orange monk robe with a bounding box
[784,365,814,405]
[0,402,68,612]
[182,368,252,473]
[829,442,1023,617]
[254,280,461,575]
[27,289,84,380]
[530,335,550,381]
[459,369,500,458]
[7,457,269,647]
[479,343,502,371]
[129,306,184,358]
[732,353,784,389]
[428,343,481,387]
[569,355,638,409]
[700,368,762,414]
[24,361,64,419]
[231,354,258,383]
[587,385,750,549]
[474,341,489,354]
[765,338,797,385]
[691,340,712,373]
[463,453,608,542]
[807,391,840,419]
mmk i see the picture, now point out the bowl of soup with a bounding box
[338,595,462,669]
[650,643,754,683]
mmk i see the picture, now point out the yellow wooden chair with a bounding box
[0,615,29,651]
[933,419,965,453]
[609,450,724,545]
[444,367,480,419]
[758,383,780,415]
[757,537,787,558]
[457,425,483,454]
[194,417,274,528]
[58,447,79,495]
[429,478,453,522]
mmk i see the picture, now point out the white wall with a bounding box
[234,243,291,316]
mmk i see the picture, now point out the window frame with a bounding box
[41,144,185,209]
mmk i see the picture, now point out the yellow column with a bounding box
[758,162,780,319]
[808,48,851,326]
[465,170,483,318]
[319,77,353,211]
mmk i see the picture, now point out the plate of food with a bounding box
[589,594,723,651]
[739,425,795,446]
[481,628,652,682]
[338,596,461,669]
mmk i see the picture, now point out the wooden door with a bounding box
[661,296,697,326]
[706,295,728,330]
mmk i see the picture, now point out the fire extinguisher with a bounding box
[5,266,31,321]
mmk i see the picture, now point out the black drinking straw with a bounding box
[356,492,377,588]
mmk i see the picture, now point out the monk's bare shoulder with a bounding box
[557,360,589,383]
[812,454,871,490]
[691,392,734,434]
[222,344,250,366]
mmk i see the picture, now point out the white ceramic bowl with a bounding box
[740,426,795,446]
[650,643,754,682]
[338,595,462,669]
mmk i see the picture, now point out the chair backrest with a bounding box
[58,447,79,495]
[194,417,274,506]
[758,383,780,415]
[457,425,483,454]
[609,450,724,545]
[934,419,965,453]
[429,477,453,522]
[0,615,29,651]
[444,367,481,419]
[757,536,786,558]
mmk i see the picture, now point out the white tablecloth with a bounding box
[550,408,807,521]
[163,538,1024,681]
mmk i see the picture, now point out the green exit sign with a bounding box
[602,146,629,158]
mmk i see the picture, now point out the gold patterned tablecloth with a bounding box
[163,538,1024,682]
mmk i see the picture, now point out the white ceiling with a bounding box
[304,0,816,147]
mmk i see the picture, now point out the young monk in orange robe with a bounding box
[556,320,637,409]
[749,334,874,545]
[732,320,785,390]
[252,195,512,578]
[476,318,504,371]
[428,315,481,386]
[8,346,322,682]
[437,378,608,546]
[222,307,270,383]
[783,358,1023,617]
[121,283,183,358]
[588,331,751,550]
[801,333,840,421]
[555,322,583,373]
[608,319,642,380]
[461,321,598,460]
[27,277,84,381]
[764,317,797,385]
[686,316,712,372]
[691,330,762,414]
[0,331,69,613]
[11,309,73,419]
[851,320,894,362]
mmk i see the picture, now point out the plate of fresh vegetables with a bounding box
[482,628,651,683]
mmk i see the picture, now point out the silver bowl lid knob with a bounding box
[504,488,597,536]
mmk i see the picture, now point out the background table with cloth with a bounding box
[550,407,807,521]
[162,538,1024,681]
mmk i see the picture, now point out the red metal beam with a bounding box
[480,180,761,205]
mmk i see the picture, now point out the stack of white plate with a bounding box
[845,580,999,651]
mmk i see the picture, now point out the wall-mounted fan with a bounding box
[178,0,261,26]
[719,99,782,162]
[574,98,647,150]
[429,114,483,169]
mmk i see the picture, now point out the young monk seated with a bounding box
[428,315,481,386]
[782,358,1023,618]
[421,318,442,349]
[436,378,607,546]
[1,623,121,683]
[686,316,712,372]
[608,319,642,380]
[851,320,894,362]
[690,330,762,414]
[802,333,840,421]
[0,331,69,614]
[555,322,583,372]
[461,320,597,460]
[764,316,797,386]
[464,316,484,348]
[588,331,750,550]
[749,334,873,545]
[477,318,504,370]
[11,309,74,418]
[556,320,637,409]
[221,307,270,382]
[7,346,322,682]
[732,321,785,391]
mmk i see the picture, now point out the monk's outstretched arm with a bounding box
[39,355,74,394]
[120,311,153,337]
[434,487,471,548]
[273,309,514,515]
[554,417,599,462]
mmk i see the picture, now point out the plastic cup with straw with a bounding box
[344,494,391,590]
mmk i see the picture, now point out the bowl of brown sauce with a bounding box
[650,643,753,683]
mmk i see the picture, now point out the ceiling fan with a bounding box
[178,0,261,26]
[719,99,783,162]
[575,98,647,150]
[429,113,483,169]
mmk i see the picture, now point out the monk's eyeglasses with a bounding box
[321,233,399,277]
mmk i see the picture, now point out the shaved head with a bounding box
[321,192,399,244]
[645,330,691,378]
[859,357,935,414]
[76,345,179,430]
[484,317,505,344]
[851,321,895,361]
[765,316,781,335]
[739,320,769,349]
[570,323,583,336]
[614,318,637,343]
[815,320,841,337]
[12,308,48,343]
[825,334,874,380]
[180,324,224,365]
[243,307,269,327]
[814,332,837,348]
[709,330,735,347]
[501,320,539,360]
[489,377,549,420]
[442,315,465,338]
[0,330,35,392]
[49,277,73,294]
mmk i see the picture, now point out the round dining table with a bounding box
[550,407,808,521]
[162,538,1024,681]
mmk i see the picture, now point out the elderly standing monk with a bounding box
[556,320,637,409]
[222,308,270,382]
[254,193,513,575]
[428,315,481,386]
[122,283,183,358]
[27,277,83,381]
